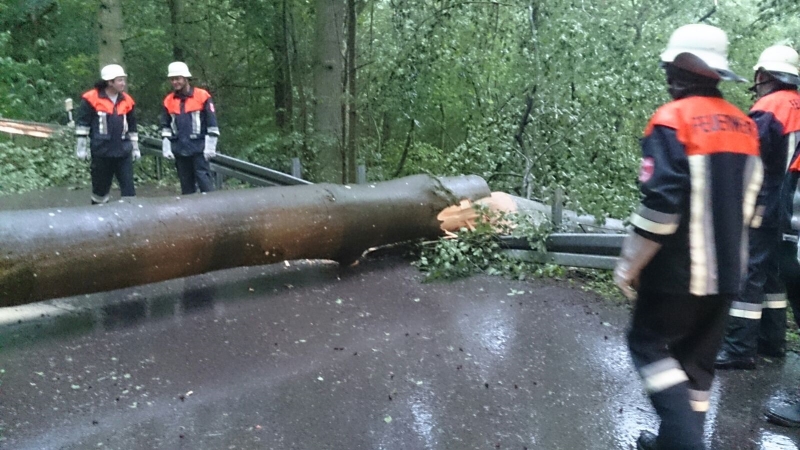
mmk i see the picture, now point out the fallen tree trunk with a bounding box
[437,192,626,234]
[0,175,490,306]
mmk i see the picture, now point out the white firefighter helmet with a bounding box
[753,45,800,86]
[660,24,744,82]
[167,61,192,78]
[100,64,127,81]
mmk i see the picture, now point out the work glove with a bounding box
[204,135,218,161]
[797,239,800,266]
[75,137,89,161]
[131,141,141,161]
[162,137,175,160]
[613,231,662,300]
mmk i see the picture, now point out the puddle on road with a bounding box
[759,430,799,450]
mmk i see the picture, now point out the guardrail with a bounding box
[501,233,624,270]
[139,136,311,187]
[0,118,61,138]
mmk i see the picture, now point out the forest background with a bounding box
[1,0,799,222]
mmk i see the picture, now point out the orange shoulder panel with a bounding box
[193,88,211,103]
[82,89,114,114]
[116,93,135,115]
[183,88,211,113]
[644,102,683,137]
[751,90,800,134]
[81,89,98,102]
[163,93,181,115]
[790,156,800,172]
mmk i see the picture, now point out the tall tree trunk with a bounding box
[345,0,358,183]
[167,0,184,61]
[313,0,344,183]
[289,6,310,164]
[274,0,293,141]
[98,0,124,68]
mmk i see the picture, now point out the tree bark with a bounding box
[167,0,184,61]
[98,0,125,68]
[345,0,358,183]
[289,4,310,162]
[313,0,345,183]
[0,175,490,306]
[274,0,293,137]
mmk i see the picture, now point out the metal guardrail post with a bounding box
[155,157,163,181]
[357,165,367,184]
[552,187,563,229]
[291,158,302,179]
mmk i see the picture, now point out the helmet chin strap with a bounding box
[748,80,770,93]
[667,78,695,100]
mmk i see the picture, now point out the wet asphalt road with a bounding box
[1,187,800,449]
[1,255,799,450]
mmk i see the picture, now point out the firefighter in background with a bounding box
[614,24,762,450]
[160,61,220,194]
[75,64,140,204]
[716,45,800,371]
[754,46,800,428]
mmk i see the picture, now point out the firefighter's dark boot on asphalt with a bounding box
[766,403,800,428]
[637,430,658,450]
[757,343,786,358]
[714,349,756,370]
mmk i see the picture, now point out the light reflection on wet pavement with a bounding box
[0,256,798,449]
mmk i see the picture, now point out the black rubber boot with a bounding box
[766,403,800,428]
[637,430,658,450]
[714,349,756,370]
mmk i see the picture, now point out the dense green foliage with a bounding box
[0,0,798,221]
[0,133,86,193]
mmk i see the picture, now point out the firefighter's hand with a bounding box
[613,262,638,301]
[75,137,89,161]
[204,135,218,161]
[162,138,174,160]
[613,232,662,301]
[131,141,141,161]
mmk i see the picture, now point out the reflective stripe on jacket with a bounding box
[635,95,763,296]
[160,87,220,156]
[76,89,137,158]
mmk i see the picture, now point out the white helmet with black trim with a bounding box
[660,24,745,82]
[167,61,192,78]
[753,45,800,86]
[100,64,127,81]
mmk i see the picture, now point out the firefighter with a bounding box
[75,64,140,204]
[160,61,220,194]
[752,45,800,428]
[716,45,800,371]
[614,24,762,450]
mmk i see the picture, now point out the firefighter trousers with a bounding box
[720,227,786,358]
[628,291,733,450]
[779,240,800,330]
[90,155,135,204]
[175,153,215,195]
